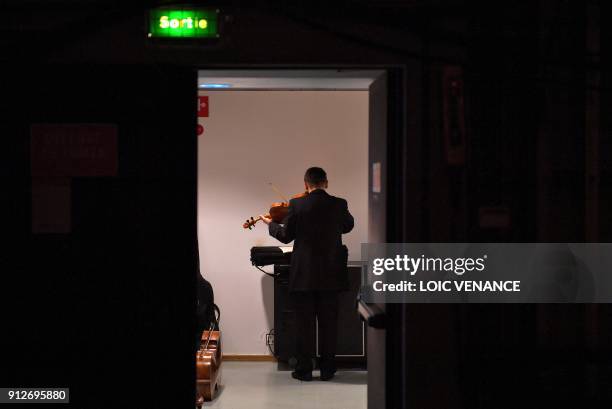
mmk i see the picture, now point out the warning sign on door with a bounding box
[30,124,118,177]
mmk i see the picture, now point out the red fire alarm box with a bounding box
[198,96,209,117]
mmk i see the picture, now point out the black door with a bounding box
[3,65,198,408]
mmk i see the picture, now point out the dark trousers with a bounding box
[292,291,339,373]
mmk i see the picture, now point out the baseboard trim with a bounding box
[223,354,277,362]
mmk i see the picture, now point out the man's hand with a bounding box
[260,214,273,225]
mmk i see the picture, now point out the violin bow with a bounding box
[268,182,289,203]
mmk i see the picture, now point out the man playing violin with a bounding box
[260,167,354,381]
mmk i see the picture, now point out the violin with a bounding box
[243,190,308,230]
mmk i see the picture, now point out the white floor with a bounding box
[203,362,367,409]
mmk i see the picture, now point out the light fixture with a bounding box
[198,83,232,88]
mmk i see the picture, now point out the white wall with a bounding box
[198,90,368,354]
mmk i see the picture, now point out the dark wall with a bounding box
[396,2,611,409]
[2,65,197,407]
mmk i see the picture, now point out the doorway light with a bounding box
[199,83,232,88]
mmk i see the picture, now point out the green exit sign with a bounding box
[148,8,219,38]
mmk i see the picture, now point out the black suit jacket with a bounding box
[268,189,354,292]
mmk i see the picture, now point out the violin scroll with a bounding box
[243,216,263,230]
[242,190,309,230]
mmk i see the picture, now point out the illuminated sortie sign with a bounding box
[148,8,219,38]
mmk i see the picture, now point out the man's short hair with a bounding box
[304,167,327,187]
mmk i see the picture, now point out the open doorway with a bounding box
[195,69,387,408]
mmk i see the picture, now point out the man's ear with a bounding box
[304,181,309,191]
[324,181,329,189]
